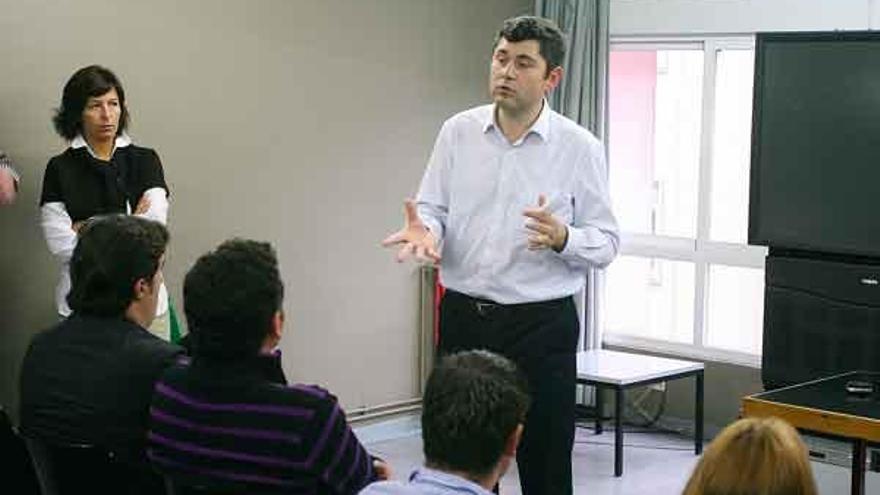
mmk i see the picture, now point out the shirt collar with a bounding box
[409,467,495,495]
[482,98,552,143]
[70,132,132,159]
[191,351,288,386]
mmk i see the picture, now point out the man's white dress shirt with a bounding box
[416,101,619,304]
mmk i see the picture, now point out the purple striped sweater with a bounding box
[147,355,376,494]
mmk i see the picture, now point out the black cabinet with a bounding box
[763,254,880,389]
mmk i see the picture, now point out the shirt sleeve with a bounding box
[134,187,170,225]
[40,202,77,261]
[415,120,454,242]
[557,139,620,269]
[310,395,376,494]
[39,159,78,260]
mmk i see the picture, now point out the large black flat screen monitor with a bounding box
[749,31,880,258]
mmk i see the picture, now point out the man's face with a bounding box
[489,38,559,114]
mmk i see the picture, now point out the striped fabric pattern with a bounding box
[148,359,375,494]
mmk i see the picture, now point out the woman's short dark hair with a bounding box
[67,215,169,318]
[53,65,129,140]
[422,350,530,478]
[494,16,566,75]
[184,239,285,360]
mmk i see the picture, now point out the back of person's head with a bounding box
[494,16,566,74]
[184,239,284,360]
[682,417,818,495]
[53,65,129,140]
[67,215,168,318]
[422,350,529,479]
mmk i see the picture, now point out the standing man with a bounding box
[382,16,618,494]
[0,150,19,205]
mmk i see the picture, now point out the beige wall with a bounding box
[0,0,532,422]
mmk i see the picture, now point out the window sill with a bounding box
[602,333,761,369]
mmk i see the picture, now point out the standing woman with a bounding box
[40,65,173,339]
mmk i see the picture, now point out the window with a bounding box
[603,37,766,366]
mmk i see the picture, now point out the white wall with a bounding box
[611,0,877,35]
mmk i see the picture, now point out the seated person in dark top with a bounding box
[19,215,184,463]
[360,350,529,495]
[148,239,390,494]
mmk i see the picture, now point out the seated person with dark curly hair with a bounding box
[148,239,389,494]
[19,215,184,492]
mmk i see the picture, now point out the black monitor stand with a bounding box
[762,249,880,390]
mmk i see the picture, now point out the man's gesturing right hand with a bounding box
[381,199,441,264]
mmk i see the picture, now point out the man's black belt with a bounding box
[446,289,569,317]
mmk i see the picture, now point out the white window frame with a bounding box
[600,35,766,369]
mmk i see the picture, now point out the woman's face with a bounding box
[81,87,121,143]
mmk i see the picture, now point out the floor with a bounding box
[363,421,880,495]
[365,424,699,495]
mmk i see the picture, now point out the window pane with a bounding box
[604,256,695,344]
[609,49,703,238]
[710,49,755,243]
[705,264,764,354]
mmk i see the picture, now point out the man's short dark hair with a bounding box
[494,16,566,75]
[422,350,530,478]
[53,65,130,140]
[67,215,168,318]
[184,239,284,360]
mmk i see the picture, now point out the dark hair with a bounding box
[422,350,530,478]
[494,16,566,75]
[67,215,168,317]
[184,239,284,360]
[53,65,129,140]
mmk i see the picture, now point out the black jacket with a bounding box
[19,315,184,461]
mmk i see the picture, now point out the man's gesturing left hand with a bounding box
[523,194,568,252]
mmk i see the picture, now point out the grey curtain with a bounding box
[536,0,611,352]
[535,0,610,141]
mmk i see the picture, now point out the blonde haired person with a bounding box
[682,417,818,495]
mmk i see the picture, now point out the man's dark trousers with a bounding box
[438,289,579,495]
